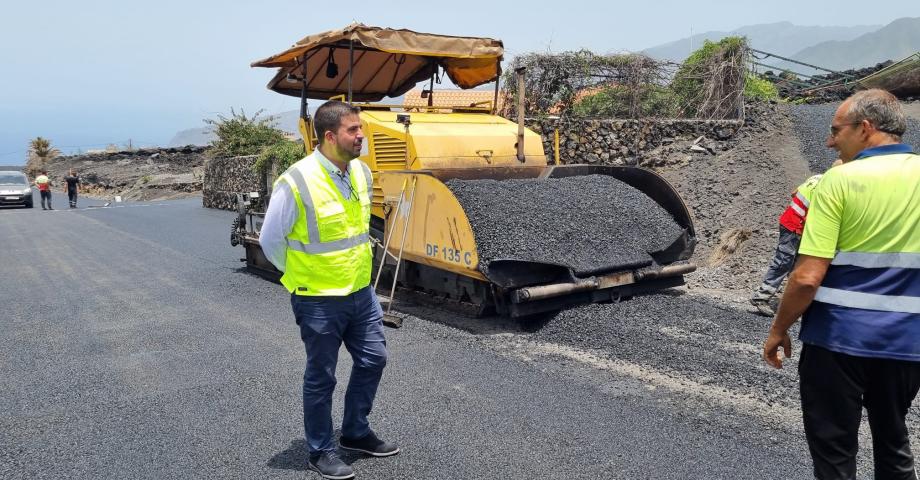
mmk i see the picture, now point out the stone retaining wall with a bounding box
[201,118,748,210]
[531,118,743,166]
[202,155,267,210]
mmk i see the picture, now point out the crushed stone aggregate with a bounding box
[446,174,684,275]
[790,103,920,173]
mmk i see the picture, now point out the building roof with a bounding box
[403,88,502,111]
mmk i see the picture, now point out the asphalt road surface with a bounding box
[1,198,899,479]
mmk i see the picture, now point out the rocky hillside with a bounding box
[44,146,208,201]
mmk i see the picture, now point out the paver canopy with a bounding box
[251,23,504,101]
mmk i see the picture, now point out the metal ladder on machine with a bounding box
[373,177,418,328]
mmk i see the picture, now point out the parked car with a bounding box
[0,171,34,208]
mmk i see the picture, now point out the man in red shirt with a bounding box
[750,160,841,316]
[34,170,53,210]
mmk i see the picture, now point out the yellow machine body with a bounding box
[361,109,545,218]
[377,171,487,281]
[302,107,547,219]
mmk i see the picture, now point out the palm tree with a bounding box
[26,137,61,177]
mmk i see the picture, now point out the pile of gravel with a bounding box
[789,103,920,173]
[530,293,799,407]
[446,174,684,275]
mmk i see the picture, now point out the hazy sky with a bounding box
[0,0,914,163]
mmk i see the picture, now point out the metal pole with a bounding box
[300,55,308,119]
[554,127,560,165]
[299,54,316,154]
[515,67,526,162]
[750,61,832,81]
[347,40,354,104]
[750,48,850,76]
[373,179,408,291]
[492,75,500,115]
[427,71,435,107]
[384,178,417,318]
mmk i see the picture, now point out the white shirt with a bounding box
[259,149,357,272]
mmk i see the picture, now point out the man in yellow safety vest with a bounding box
[260,100,397,480]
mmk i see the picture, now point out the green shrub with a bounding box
[744,73,778,101]
[671,37,746,116]
[204,109,287,158]
[254,140,305,175]
[571,84,678,118]
[639,85,679,117]
[571,85,631,117]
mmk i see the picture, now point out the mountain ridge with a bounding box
[643,21,879,63]
[787,17,920,71]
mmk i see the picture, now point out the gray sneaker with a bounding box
[308,451,354,480]
[750,298,775,317]
[340,430,399,457]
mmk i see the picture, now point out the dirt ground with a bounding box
[655,103,812,309]
[904,101,920,120]
[651,99,918,311]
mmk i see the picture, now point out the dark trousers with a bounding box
[753,226,801,299]
[40,190,52,209]
[67,189,77,207]
[799,344,920,479]
[291,286,387,454]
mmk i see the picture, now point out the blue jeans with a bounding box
[291,286,387,454]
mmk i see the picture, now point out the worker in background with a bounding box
[34,170,52,210]
[763,89,919,479]
[259,100,397,480]
[750,160,842,316]
[64,169,80,209]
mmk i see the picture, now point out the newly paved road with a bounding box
[0,198,859,479]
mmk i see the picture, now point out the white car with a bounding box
[0,171,34,208]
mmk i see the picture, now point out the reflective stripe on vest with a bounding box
[287,233,369,254]
[788,179,817,218]
[359,162,373,199]
[814,287,920,314]
[779,174,822,234]
[801,249,920,359]
[284,166,321,245]
[814,250,920,313]
[789,199,806,217]
[832,251,920,269]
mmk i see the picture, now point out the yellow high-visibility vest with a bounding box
[277,152,373,296]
